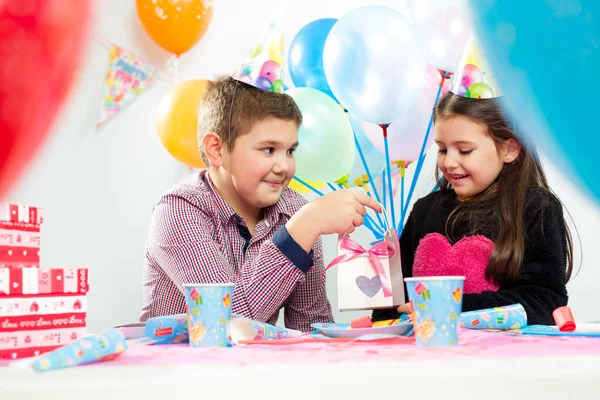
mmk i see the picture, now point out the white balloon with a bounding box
[363,65,441,162]
[323,6,426,124]
[409,0,473,72]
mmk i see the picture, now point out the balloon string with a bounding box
[392,161,407,227]
[173,55,181,84]
[380,124,396,230]
[397,72,450,232]
[353,132,385,229]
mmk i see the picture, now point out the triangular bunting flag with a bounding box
[97,45,158,127]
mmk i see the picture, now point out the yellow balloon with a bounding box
[156,79,208,168]
[288,179,327,194]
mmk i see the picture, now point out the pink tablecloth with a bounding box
[2,329,599,369]
[101,329,600,367]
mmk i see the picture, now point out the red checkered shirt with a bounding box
[141,170,333,331]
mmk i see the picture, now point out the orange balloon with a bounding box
[136,0,213,56]
[157,80,208,168]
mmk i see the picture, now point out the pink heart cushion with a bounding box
[413,233,499,294]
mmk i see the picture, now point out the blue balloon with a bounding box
[348,115,386,187]
[289,19,338,100]
[469,0,600,201]
[254,77,273,92]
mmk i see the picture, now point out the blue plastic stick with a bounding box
[292,176,324,196]
[398,72,449,231]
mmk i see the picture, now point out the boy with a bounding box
[141,76,381,331]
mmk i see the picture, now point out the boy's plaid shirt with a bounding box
[141,170,333,331]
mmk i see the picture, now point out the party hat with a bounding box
[232,14,284,93]
[450,36,502,99]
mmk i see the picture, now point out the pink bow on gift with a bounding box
[325,237,395,298]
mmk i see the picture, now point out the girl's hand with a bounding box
[397,303,412,314]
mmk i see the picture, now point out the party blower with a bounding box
[9,329,128,372]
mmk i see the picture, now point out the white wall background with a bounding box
[6,0,600,332]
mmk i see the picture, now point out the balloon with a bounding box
[259,60,281,83]
[461,64,483,87]
[409,0,473,72]
[136,0,213,56]
[363,65,441,162]
[285,88,355,182]
[469,0,600,201]
[348,115,387,187]
[465,82,494,99]
[323,6,426,124]
[441,77,452,96]
[254,77,273,92]
[0,0,92,199]
[288,179,327,194]
[156,80,208,169]
[288,18,338,100]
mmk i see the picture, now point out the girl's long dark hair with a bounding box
[433,93,574,286]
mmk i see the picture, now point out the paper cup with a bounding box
[405,276,465,347]
[183,283,234,348]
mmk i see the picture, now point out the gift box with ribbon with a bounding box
[327,228,405,311]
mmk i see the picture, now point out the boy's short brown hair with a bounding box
[197,76,303,165]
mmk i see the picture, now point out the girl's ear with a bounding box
[502,138,521,164]
[202,132,224,168]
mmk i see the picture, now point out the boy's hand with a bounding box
[309,189,382,235]
[286,189,382,253]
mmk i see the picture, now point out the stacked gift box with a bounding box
[0,203,89,359]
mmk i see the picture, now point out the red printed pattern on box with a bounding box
[0,204,43,225]
[0,294,87,316]
[0,247,40,265]
[0,345,62,360]
[0,327,86,353]
[0,229,41,248]
[0,268,88,295]
[0,313,87,332]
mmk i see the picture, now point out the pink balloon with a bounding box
[259,60,281,83]
[461,64,483,88]
[441,76,452,95]
[363,64,441,162]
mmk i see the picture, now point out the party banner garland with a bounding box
[96,45,159,127]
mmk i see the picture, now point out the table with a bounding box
[1,330,599,400]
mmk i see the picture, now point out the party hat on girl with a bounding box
[232,14,284,93]
[450,36,502,99]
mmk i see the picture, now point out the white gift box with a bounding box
[335,229,405,311]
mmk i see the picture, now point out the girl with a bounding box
[373,92,574,325]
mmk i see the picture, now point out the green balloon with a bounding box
[249,44,263,58]
[271,79,284,93]
[466,82,495,99]
[285,88,355,182]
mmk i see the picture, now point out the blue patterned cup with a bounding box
[183,283,234,348]
[405,276,465,347]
